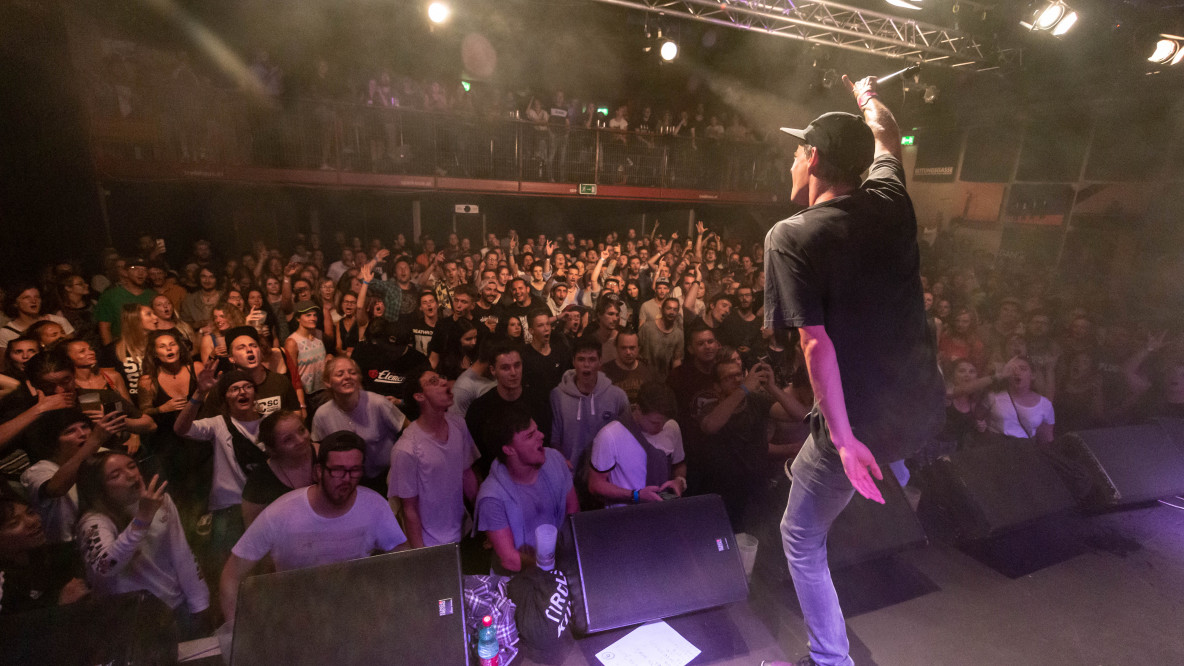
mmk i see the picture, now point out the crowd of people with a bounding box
[0,218,1179,646]
[86,36,777,189]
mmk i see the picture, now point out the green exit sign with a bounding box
[579,184,597,195]
[901,135,915,146]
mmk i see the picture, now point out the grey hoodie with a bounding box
[549,369,630,469]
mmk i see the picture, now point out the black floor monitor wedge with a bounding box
[231,543,467,666]
[567,494,749,635]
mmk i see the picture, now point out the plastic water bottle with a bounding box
[476,615,500,666]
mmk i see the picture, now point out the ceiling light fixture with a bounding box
[1020,1,1078,37]
[1149,34,1184,65]
[427,1,451,25]
[884,0,923,11]
[660,40,679,61]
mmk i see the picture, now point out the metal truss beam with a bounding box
[591,0,1018,70]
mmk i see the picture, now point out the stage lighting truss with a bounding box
[590,0,1021,71]
[1020,1,1078,37]
[1149,34,1184,66]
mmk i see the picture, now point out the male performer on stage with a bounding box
[764,76,945,665]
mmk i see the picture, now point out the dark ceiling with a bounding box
[84,0,1184,126]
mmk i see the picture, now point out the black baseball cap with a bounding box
[223,326,261,349]
[780,111,874,178]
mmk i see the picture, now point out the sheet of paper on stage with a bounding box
[595,621,702,666]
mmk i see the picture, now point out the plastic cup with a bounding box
[736,532,758,579]
[535,523,558,571]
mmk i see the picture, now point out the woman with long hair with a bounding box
[198,301,244,368]
[150,293,198,354]
[138,330,205,512]
[1,336,38,396]
[0,284,75,357]
[67,337,156,453]
[315,277,339,352]
[241,410,316,527]
[435,317,480,379]
[245,287,280,351]
[76,451,209,635]
[492,310,525,346]
[104,304,159,400]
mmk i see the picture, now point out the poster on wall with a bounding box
[912,128,961,183]
[1002,184,1075,227]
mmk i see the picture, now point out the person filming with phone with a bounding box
[695,356,808,532]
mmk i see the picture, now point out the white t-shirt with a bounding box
[312,392,406,479]
[387,414,480,546]
[448,368,495,418]
[183,416,263,510]
[20,460,78,543]
[987,391,1055,439]
[326,260,351,283]
[0,314,74,349]
[232,486,406,572]
[590,420,685,508]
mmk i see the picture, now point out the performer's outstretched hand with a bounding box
[836,437,885,504]
[842,74,879,102]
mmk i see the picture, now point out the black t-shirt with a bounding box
[717,312,762,351]
[242,461,305,507]
[501,301,534,337]
[0,542,80,615]
[763,153,944,462]
[694,390,774,478]
[473,302,501,334]
[351,342,429,399]
[399,313,440,358]
[521,343,571,395]
[466,387,552,476]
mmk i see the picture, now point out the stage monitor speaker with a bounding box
[565,494,748,635]
[917,439,1075,541]
[1058,423,1184,506]
[230,544,467,666]
[826,467,927,570]
[0,591,177,666]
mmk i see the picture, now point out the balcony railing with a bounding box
[88,95,783,194]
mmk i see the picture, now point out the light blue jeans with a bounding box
[780,434,856,666]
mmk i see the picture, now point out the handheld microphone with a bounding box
[876,63,921,84]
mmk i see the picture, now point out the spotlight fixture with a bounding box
[884,0,923,10]
[427,1,451,24]
[1149,34,1184,66]
[1020,1,1078,36]
[660,40,679,61]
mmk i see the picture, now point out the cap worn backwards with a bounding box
[780,111,875,178]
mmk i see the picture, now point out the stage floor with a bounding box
[750,503,1184,666]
